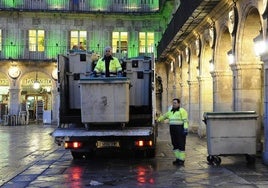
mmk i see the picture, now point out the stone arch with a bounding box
[19,71,54,123]
[234,5,263,149]
[198,36,213,136]
[235,6,263,112]
[180,47,189,110]
[0,72,10,118]
[238,7,262,63]
[187,40,201,132]
[213,26,233,111]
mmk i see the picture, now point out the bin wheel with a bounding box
[245,154,255,164]
[207,155,221,165]
[214,156,221,165]
[207,155,214,164]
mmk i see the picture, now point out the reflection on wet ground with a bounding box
[1,124,268,187]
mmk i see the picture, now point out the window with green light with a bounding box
[70,31,87,49]
[112,32,128,53]
[29,30,45,52]
[139,32,154,53]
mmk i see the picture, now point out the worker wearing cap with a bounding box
[93,46,122,77]
[157,98,189,166]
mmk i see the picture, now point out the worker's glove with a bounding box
[183,128,188,136]
[90,71,97,77]
[117,71,123,77]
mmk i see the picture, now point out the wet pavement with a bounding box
[0,123,268,187]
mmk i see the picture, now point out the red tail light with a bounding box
[64,141,83,149]
[135,140,153,147]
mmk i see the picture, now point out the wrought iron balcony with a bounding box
[0,44,154,61]
[0,0,163,13]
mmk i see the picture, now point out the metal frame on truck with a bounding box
[52,52,157,159]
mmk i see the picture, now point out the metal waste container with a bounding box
[79,77,130,123]
[203,111,258,165]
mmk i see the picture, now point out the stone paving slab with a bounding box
[0,124,268,187]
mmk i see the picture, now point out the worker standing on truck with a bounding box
[93,46,122,77]
[157,98,189,166]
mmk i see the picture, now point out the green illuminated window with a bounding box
[29,30,45,52]
[70,31,87,50]
[139,32,154,53]
[112,32,128,53]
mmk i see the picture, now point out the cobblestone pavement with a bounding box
[0,124,268,187]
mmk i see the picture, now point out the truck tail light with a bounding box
[64,141,83,149]
[135,140,153,147]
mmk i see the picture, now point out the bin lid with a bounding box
[203,111,258,119]
[79,77,130,84]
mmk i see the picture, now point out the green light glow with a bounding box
[90,0,110,11]
[3,0,23,8]
[3,37,23,59]
[46,31,62,59]
[47,0,66,9]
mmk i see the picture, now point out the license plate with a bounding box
[96,141,120,148]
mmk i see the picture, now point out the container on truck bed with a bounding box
[52,52,157,159]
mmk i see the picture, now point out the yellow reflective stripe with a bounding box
[173,149,186,160]
[178,151,185,160]
[170,121,184,125]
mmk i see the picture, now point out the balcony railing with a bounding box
[0,44,154,61]
[0,0,161,13]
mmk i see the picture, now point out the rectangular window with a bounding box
[70,30,87,50]
[29,30,45,52]
[112,32,128,53]
[139,32,154,53]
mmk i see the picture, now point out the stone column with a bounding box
[230,63,263,112]
[180,81,189,113]
[260,53,268,165]
[197,76,213,137]
[9,88,20,115]
[211,70,233,111]
[51,89,59,125]
[230,63,263,150]
[187,80,199,132]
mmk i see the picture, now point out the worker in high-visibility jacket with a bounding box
[157,98,189,166]
[93,46,122,77]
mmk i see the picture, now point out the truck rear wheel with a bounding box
[71,151,85,159]
[146,149,156,158]
[71,151,95,160]
[135,149,156,158]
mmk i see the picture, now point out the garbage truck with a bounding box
[52,51,157,159]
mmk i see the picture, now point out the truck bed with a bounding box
[52,127,154,137]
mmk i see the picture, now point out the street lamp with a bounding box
[227,49,234,65]
[33,72,40,90]
[253,33,266,56]
[209,59,214,72]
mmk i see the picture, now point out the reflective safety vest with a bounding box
[94,56,122,74]
[157,108,188,128]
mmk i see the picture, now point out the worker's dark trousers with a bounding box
[169,124,186,151]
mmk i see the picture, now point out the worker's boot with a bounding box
[173,149,185,165]
[172,159,184,166]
